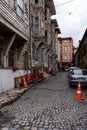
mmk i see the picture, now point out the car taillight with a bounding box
[71,77,76,80]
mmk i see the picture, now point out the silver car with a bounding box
[68,66,80,71]
[68,69,87,87]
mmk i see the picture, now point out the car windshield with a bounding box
[74,69,82,75]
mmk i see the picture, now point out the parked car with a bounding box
[68,66,80,71]
[68,69,87,87]
[68,67,80,77]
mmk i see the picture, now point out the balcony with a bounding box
[32,2,43,10]
[32,32,45,41]
[0,0,29,40]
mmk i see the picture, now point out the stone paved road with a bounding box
[0,72,87,130]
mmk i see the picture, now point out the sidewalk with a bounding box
[0,73,50,109]
[0,85,32,109]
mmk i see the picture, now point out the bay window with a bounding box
[17,0,24,19]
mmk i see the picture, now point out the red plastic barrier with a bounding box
[25,74,32,84]
[45,69,53,75]
[37,72,43,81]
[25,73,35,84]
[31,73,35,82]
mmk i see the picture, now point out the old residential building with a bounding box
[0,0,59,93]
[58,37,73,70]
[51,19,61,72]
[29,0,46,80]
[29,0,57,78]
[43,0,56,72]
[74,29,87,69]
[0,0,30,93]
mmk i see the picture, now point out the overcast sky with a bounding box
[52,0,87,47]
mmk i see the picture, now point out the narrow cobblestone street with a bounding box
[0,72,87,130]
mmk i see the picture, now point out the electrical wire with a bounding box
[55,0,76,7]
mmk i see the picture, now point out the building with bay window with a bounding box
[0,0,30,93]
[0,0,60,93]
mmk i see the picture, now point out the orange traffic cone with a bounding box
[74,80,84,100]
[23,76,28,88]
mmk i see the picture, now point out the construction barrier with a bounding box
[31,73,35,83]
[25,74,32,84]
[22,76,28,88]
[37,72,43,81]
[14,76,24,88]
[25,73,35,84]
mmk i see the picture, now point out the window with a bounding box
[4,0,11,5]
[64,46,68,51]
[24,51,28,69]
[30,14,33,29]
[69,55,71,59]
[45,9,47,20]
[35,0,38,4]
[17,0,23,9]
[69,46,71,50]
[64,56,68,60]
[4,0,10,4]
[9,48,18,67]
[32,44,36,60]
[35,17,39,33]
[63,40,68,43]
[17,0,24,19]
[41,49,43,62]
[45,30,47,42]
[36,50,38,60]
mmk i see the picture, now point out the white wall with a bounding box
[0,69,30,94]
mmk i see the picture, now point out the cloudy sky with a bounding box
[52,0,87,47]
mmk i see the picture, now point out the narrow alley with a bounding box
[0,72,87,130]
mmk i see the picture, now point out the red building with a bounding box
[58,37,73,70]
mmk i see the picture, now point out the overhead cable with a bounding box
[55,0,75,7]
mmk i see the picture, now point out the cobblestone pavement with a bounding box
[0,72,87,130]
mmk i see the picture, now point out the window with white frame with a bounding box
[63,40,68,43]
[64,56,68,60]
[68,55,71,59]
[64,46,68,51]
[35,17,39,33]
[69,46,71,50]
[17,0,24,19]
